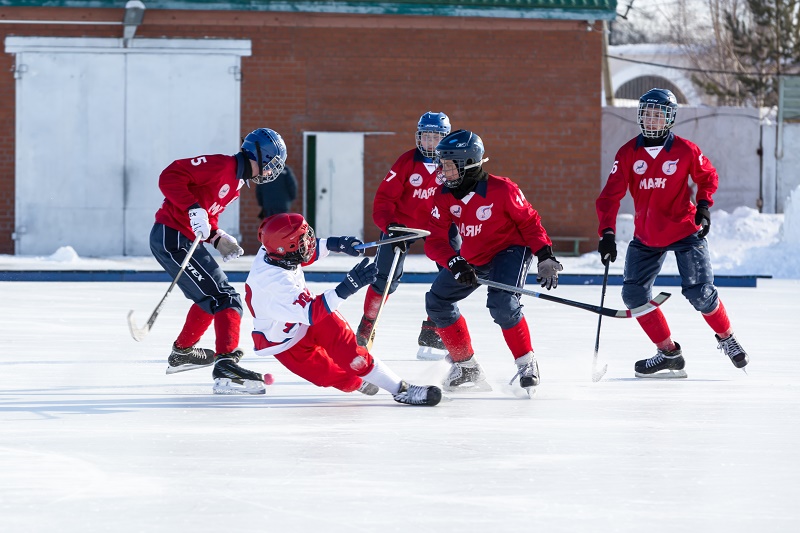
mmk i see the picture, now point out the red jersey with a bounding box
[372,148,440,233]
[597,133,718,248]
[154,154,243,240]
[425,174,552,267]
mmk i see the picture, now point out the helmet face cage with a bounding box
[416,112,451,158]
[259,215,316,268]
[434,129,485,188]
[637,89,678,138]
[242,128,288,184]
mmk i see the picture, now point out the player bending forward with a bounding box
[424,130,562,395]
[244,213,442,406]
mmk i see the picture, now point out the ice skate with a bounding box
[716,334,749,370]
[166,342,217,374]
[357,380,379,396]
[212,350,267,395]
[443,356,492,392]
[509,352,539,397]
[416,319,449,361]
[355,315,375,347]
[634,343,687,379]
[392,381,442,406]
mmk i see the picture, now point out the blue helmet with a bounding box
[435,129,487,189]
[241,128,287,184]
[416,111,451,158]
[638,88,678,138]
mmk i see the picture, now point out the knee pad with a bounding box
[486,291,523,330]
[683,283,718,314]
[622,283,649,309]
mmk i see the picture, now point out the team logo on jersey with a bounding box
[633,160,648,175]
[662,160,679,175]
[639,177,667,190]
[476,204,494,221]
[409,173,423,187]
[450,205,462,218]
[218,184,230,198]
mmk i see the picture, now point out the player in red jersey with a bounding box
[423,129,563,395]
[244,213,442,406]
[150,128,286,394]
[596,88,749,378]
[356,111,460,360]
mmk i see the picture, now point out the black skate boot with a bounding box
[510,352,540,397]
[416,320,449,361]
[166,342,217,374]
[443,355,492,392]
[392,381,442,406]
[212,350,266,395]
[356,315,375,347]
[716,334,749,369]
[634,343,687,379]
[357,380,379,396]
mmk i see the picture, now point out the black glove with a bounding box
[387,223,409,253]
[695,201,711,238]
[598,230,617,265]
[326,236,363,257]
[448,255,478,288]
[335,258,378,299]
[534,246,563,290]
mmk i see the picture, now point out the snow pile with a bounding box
[42,246,80,263]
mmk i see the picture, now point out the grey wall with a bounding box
[601,107,763,214]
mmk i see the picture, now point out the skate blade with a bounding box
[635,369,688,379]
[443,380,493,393]
[166,363,214,375]
[416,346,448,361]
[212,378,266,395]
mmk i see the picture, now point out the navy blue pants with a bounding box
[623,233,718,314]
[149,223,242,316]
[372,223,461,294]
[426,245,534,329]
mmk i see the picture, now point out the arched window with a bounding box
[615,76,688,103]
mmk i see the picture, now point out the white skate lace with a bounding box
[395,384,428,404]
[645,352,665,368]
[509,361,537,385]
[718,335,744,358]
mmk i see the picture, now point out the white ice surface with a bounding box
[1,278,798,532]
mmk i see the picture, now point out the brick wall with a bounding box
[0,7,602,255]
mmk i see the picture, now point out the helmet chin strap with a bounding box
[464,157,489,171]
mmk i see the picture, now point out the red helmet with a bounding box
[258,213,316,268]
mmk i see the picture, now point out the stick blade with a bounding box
[591,364,608,382]
[127,310,149,342]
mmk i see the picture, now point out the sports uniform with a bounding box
[150,128,286,394]
[245,213,442,406]
[596,88,749,377]
[356,112,459,360]
[423,129,562,395]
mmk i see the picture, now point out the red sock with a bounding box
[362,286,384,320]
[636,308,672,346]
[437,315,474,362]
[214,307,242,355]
[702,300,732,337]
[502,317,533,359]
[175,304,214,349]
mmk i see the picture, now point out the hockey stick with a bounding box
[591,261,611,382]
[365,247,402,352]
[127,234,203,342]
[477,278,671,318]
[353,226,430,251]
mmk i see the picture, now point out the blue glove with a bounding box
[335,258,378,299]
[327,236,364,257]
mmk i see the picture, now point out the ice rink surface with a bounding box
[1,279,798,532]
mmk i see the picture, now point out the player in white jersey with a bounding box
[244,213,442,406]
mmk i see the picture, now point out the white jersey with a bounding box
[245,239,347,356]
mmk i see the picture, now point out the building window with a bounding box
[615,76,687,103]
